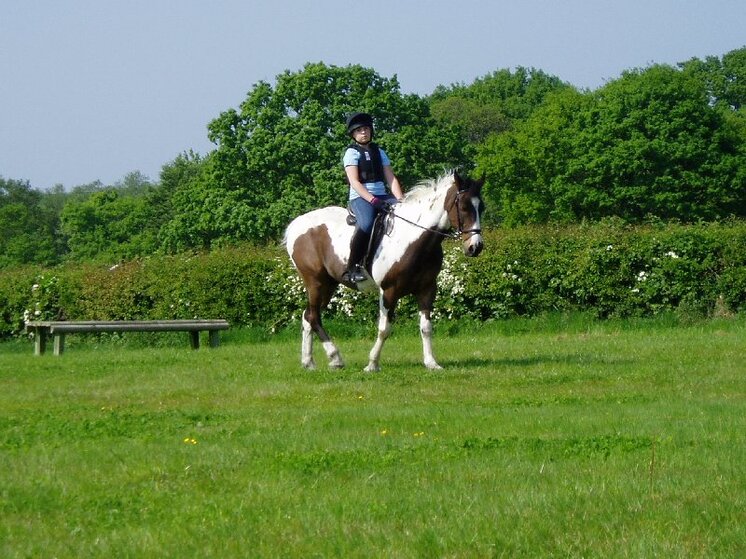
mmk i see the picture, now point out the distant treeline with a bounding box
[2,47,745,267]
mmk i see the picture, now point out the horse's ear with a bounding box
[474,174,485,193]
[454,170,466,191]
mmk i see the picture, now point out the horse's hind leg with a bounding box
[301,278,344,370]
[300,312,317,370]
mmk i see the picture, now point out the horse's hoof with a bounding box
[302,360,317,370]
[363,363,380,373]
[425,361,443,370]
[329,360,345,370]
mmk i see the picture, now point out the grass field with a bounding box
[1,314,744,558]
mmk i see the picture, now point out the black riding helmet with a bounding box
[346,112,374,137]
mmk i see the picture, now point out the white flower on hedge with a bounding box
[637,271,649,282]
[432,247,467,319]
[284,273,305,302]
[328,286,364,317]
[606,245,613,251]
[664,251,680,259]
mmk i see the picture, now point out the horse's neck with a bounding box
[398,189,449,230]
[377,189,449,253]
[370,185,450,279]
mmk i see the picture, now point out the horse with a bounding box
[284,171,485,372]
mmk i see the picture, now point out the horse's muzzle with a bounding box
[464,235,484,257]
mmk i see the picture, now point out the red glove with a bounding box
[370,197,392,211]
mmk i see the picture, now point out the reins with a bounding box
[388,189,481,240]
[387,212,457,239]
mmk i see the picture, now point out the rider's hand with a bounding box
[370,197,388,211]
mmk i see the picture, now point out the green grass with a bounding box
[1,315,744,558]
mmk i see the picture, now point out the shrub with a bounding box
[1,221,744,339]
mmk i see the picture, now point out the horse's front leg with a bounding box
[419,309,442,370]
[418,284,442,370]
[365,292,396,372]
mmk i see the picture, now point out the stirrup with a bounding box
[343,265,367,283]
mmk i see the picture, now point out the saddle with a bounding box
[346,205,395,269]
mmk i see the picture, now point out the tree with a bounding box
[680,46,746,111]
[60,184,160,262]
[0,177,58,267]
[157,151,215,252]
[116,170,152,196]
[476,63,746,225]
[430,67,571,144]
[160,63,467,248]
[475,88,592,225]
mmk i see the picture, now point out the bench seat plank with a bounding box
[26,320,229,355]
[48,320,229,333]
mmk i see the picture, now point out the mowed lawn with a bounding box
[1,315,744,558]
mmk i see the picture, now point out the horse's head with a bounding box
[446,172,485,257]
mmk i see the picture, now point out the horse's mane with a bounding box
[401,172,455,204]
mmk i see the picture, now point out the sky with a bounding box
[2,0,745,191]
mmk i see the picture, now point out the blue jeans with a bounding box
[349,194,398,234]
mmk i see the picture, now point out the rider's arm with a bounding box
[384,166,404,201]
[345,165,376,203]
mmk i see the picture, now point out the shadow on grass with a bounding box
[314,352,635,380]
[439,353,636,369]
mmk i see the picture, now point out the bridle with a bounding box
[451,189,483,240]
[388,188,482,240]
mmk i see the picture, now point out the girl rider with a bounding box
[342,112,404,283]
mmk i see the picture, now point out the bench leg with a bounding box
[54,333,65,356]
[34,329,47,356]
[189,331,200,349]
[209,330,220,348]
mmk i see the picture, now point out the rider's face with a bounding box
[352,126,372,144]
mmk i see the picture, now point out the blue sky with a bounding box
[2,0,744,190]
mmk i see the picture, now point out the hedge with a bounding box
[2,220,744,339]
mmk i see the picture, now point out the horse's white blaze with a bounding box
[466,195,484,253]
[471,196,482,229]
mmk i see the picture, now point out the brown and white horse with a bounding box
[284,171,484,371]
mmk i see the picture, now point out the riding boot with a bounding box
[343,228,370,283]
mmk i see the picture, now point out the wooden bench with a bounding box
[26,319,230,356]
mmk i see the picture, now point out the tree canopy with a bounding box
[475,60,746,225]
[158,63,467,249]
[1,48,745,266]
[0,177,58,267]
